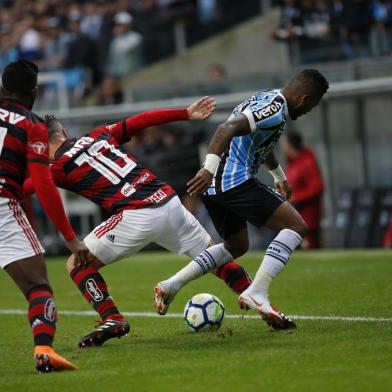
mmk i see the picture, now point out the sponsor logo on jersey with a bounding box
[64,137,94,158]
[106,234,115,243]
[252,100,283,122]
[0,109,25,125]
[144,189,167,204]
[28,141,48,155]
[44,298,57,322]
[106,124,116,130]
[121,182,137,197]
[121,173,150,197]
[86,278,104,301]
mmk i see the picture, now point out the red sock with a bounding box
[70,267,124,322]
[27,285,57,347]
[216,261,252,294]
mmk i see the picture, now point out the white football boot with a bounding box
[153,280,179,315]
[238,289,296,330]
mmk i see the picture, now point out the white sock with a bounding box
[167,244,233,290]
[249,229,303,298]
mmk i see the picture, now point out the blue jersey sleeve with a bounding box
[242,95,285,133]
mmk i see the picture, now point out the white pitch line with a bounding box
[0,309,391,323]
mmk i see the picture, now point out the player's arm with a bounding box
[264,152,292,201]
[110,96,216,144]
[187,114,251,196]
[27,124,90,266]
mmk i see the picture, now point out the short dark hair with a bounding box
[290,69,329,98]
[1,60,39,94]
[286,130,303,151]
[45,114,63,142]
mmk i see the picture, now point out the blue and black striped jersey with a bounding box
[208,89,288,195]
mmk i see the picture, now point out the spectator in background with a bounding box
[18,16,42,61]
[384,217,392,248]
[106,12,143,78]
[42,17,69,71]
[339,0,373,59]
[81,2,103,41]
[281,131,324,249]
[64,11,98,98]
[199,63,231,95]
[0,28,19,72]
[271,0,304,63]
[96,75,124,105]
[370,0,391,56]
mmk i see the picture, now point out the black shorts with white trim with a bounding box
[202,178,284,239]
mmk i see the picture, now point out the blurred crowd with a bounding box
[273,0,392,63]
[0,0,260,104]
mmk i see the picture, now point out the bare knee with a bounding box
[287,217,308,238]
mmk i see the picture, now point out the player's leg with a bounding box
[66,254,125,324]
[202,195,253,294]
[239,192,306,329]
[5,256,78,371]
[67,211,141,348]
[70,209,155,347]
[154,197,243,314]
[0,198,77,372]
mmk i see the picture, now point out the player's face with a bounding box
[290,94,320,120]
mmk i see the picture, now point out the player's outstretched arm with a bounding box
[110,96,216,144]
[187,114,251,196]
[264,152,292,201]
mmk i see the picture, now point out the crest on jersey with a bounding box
[28,141,48,155]
[106,124,116,131]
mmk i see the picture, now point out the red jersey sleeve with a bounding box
[102,108,189,144]
[26,122,76,241]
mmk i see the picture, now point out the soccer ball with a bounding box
[184,293,225,332]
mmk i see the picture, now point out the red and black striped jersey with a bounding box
[0,99,49,201]
[51,123,176,213]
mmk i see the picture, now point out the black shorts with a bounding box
[202,179,285,239]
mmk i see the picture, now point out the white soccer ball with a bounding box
[184,293,225,332]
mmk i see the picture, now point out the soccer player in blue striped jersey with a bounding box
[187,69,329,330]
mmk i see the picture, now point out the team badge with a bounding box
[28,141,48,155]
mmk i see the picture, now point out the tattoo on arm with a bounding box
[207,114,251,156]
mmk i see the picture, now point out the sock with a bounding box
[27,285,57,347]
[70,267,124,322]
[169,243,233,290]
[251,229,303,298]
[215,262,252,294]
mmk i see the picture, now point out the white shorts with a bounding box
[0,198,44,269]
[84,196,211,264]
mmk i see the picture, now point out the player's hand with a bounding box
[187,96,216,120]
[66,238,92,269]
[187,168,213,196]
[275,180,292,201]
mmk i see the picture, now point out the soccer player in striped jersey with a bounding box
[0,60,90,372]
[187,69,329,329]
[24,97,252,347]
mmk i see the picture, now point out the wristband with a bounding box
[203,154,220,175]
[269,165,287,182]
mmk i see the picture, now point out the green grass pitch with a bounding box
[0,250,391,392]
